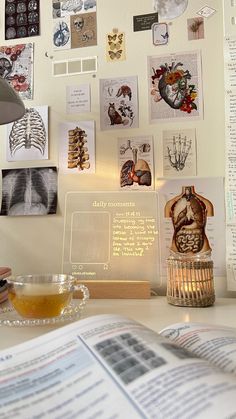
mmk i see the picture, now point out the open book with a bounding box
[1,314,236,418]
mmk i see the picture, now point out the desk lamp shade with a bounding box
[0,76,25,125]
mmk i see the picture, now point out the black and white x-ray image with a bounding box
[6,106,49,162]
[0,167,57,216]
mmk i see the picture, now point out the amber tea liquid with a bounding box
[8,289,72,318]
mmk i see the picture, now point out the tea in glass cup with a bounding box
[7,274,89,319]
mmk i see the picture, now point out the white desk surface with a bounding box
[1,296,236,351]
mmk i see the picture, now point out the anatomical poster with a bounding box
[148,50,203,122]
[118,136,154,190]
[52,0,97,50]
[59,120,95,174]
[0,42,33,99]
[162,128,197,176]
[0,167,58,216]
[5,0,40,40]
[100,76,139,130]
[6,106,48,162]
[157,177,226,278]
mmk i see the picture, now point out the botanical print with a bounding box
[6,106,48,162]
[59,120,95,174]
[5,0,40,40]
[118,136,154,190]
[106,31,125,62]
[148,51,203,122]
[187,17,204,40]
[100,76,138,130]
[52,0,97,50]
[0,167,57,216]
[163,128,196,176]
[0,42,33,99]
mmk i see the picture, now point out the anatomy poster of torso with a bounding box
[6,106,48,161]
[52,0,97,50]
[100,76,139,130]
[148,50,203,122]
[0,42,33,99]
[118,136,154,190]
[157,177,226,278]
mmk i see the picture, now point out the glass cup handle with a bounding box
[74,283,90,310]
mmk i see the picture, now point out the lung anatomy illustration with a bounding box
[120,140,152,188]
[9,108,46,156]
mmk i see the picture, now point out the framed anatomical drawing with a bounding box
[100,76,139,130]
[6,106,48,162]
[148,50,203,122]
[162,128,197,176]
[0,42,33,99]
[59,120,95,174]
[118,136,154,190]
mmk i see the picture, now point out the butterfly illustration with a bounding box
[118,33,124,42]
[108,34,117,41]
[108,41,122,50]
[161,32,169,40]
[108,50,122,59]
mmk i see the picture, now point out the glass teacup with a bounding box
[7,274,89,319]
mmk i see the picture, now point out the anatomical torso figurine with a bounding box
[164,186,214,255]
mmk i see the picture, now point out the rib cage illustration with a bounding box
[9,108,47,156]
[1,168,57,216]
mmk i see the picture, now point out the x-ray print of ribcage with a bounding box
[9,108,46,156]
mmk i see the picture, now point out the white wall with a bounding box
[0,0,230,296]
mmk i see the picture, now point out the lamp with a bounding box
[0,76,25,125]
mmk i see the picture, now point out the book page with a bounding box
[160,322,236,373]
[2,315,236,418]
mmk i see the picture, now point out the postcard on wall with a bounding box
[59,120,95,174]
[0,43,33,99]
[66,84,91,113]
[148,50,203,123]
[52,0,97,50]
[0,167,57,216]
[100,76,139,131]
[106,31,126,62]
[118,136,154,191]
[163,128,197,176]
[5,0,40,40]
[187,17,204,40]
[156,177,226,278]
[6,106,49,162]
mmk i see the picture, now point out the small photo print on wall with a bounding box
[6,106,49,162]
[59,120,95,173]
[52,0,97,50]
[100,76,139,130]
[163,128,196,176]
[0,42,34,99]
[0,167,57,216]
[187,17,204,40]
[148,50,203,122]
[5,0,40,40]
[118,136,154,190]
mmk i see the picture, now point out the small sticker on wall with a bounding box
[197,6,216,18]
